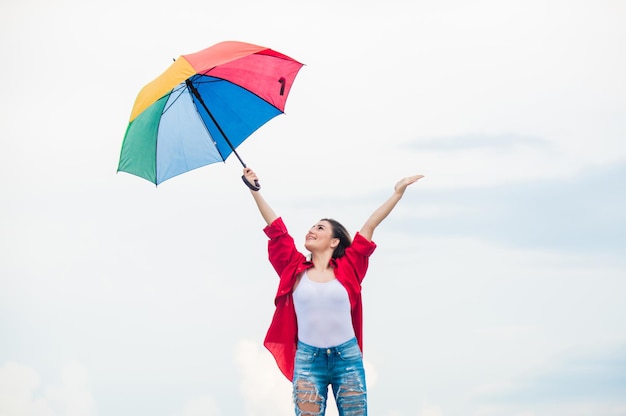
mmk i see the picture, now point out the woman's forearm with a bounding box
[243,167,278,225]
[359,174,423,241]
[251,190,278,226]
[359,191,403,241]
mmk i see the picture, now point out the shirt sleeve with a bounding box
[263,217,305,277]
[351,232,377,257]
[340,232,377,284]
[263,217,289,239]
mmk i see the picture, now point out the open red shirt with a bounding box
[262,217,377,381]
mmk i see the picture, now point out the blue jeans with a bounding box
[292,338,367,416]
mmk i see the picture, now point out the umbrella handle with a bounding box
[242,175,261,191]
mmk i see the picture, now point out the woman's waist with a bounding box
[296,337,358,353]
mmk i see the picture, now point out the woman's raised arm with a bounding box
[243,167,278,226]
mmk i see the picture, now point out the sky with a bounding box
[1,0,625,415]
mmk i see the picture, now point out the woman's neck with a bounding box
[310,251,333,270]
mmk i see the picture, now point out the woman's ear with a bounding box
[330,238,340,249]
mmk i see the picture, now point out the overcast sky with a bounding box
[1,1,625,415]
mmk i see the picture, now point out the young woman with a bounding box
[243,167,423,416]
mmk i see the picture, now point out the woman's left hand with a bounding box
[394,175,424,194]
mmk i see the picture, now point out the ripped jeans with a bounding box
[292,338,367,416]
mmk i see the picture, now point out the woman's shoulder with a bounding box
[350,232,377,256]
[264,217,288,238]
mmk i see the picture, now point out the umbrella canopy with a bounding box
[118,41,303,186]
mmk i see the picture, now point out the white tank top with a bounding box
[293,271,355,348]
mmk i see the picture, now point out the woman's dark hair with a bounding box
[321,218,352,259]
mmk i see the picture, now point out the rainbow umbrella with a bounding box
[118,41,303,188]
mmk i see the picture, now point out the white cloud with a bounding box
[363,358,378,389]
[0,362,51,416]
[44,363,94,416]
[0,362,93,416]
[474,403,626,416]
[234,340,293,416]
[173,396,221,416]
[417,403,444,416]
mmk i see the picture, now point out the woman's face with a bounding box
[304,220,338,252]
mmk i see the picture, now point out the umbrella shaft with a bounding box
[185,80,247,168]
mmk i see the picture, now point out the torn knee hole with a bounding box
[336,382,366,414]
[295,379,324,415]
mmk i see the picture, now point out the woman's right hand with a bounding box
[243,167,258,183]
[242,167,261,191]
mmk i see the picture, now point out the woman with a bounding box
[243,167,423,416]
